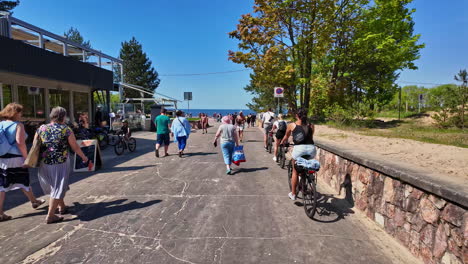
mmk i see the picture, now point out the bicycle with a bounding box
[114,134,136,155]
[266,130,274,154]
[276,143,287,169]
[287,153,319,219]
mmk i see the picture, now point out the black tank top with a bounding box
[292,124,314,145]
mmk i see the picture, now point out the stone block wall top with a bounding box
[315,139,468,209]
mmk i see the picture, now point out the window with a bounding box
[17,86,46,119]
[73,92,89,120]
[49,89,70,115]
[1,84,12,108]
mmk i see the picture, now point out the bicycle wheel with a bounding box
[114,139,125,155]
[267,137,273,154]
[127,138,136,152]
[280,147,286,169]
[303,174,318,219]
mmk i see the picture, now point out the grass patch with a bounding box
[326,120,468,148]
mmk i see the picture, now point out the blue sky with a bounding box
[11,0,468,109]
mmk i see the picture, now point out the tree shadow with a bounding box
[231,167,268,175]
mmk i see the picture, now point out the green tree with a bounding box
[454,69,468,129]
[427,84,458,128]
[64,27,91,61]
[0,0,19,12]
[119,37,160,98]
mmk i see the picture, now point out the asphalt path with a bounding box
[0,121,419,264]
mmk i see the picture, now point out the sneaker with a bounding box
[288,192,296,201]
[155,150,159,158]
[273,157,277,162]
[226,169,232,175]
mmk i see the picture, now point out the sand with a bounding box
[315,125,468,183]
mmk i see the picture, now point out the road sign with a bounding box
[184,92,192,101]
[274,87,284,98]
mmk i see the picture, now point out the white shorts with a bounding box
[292,145,316,160]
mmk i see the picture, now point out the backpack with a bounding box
[277,121,286,132]
[0,122,17,156]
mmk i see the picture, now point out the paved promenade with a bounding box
[0,122,419,264]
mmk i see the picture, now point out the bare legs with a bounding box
[20,188,42,205]
[291,160,298,196]
[0,191,6,216]
[273,138,280,160]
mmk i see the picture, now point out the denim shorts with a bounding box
[292,144,316,160]
[156,133,170,146]
[221,141,235,165]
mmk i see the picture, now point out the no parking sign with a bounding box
[274,87,284,98]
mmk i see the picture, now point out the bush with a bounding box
[323,104,353,124]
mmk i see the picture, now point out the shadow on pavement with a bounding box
[184,152,217,157]
[231,167,268,175]
[4,136,156,211]
[71,199,162,222]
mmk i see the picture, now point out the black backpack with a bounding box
[277,121,286,132]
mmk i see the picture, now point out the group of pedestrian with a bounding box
[154,109,192,158]
[0,103,90,223]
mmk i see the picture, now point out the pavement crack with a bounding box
[158,241,198,264]
[21,224,84,264]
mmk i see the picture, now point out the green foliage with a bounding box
[323,103,352,124]
[119,37,160,98]
[0,0,19,12]
[64,27,92,61]
[229,0,424,118]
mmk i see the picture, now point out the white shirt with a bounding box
[262,111,275,124]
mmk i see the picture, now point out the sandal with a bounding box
[0,213,12,222]
[46,215,64,224]
[32,199,46,209]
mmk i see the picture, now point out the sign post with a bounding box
[274,87,284,115]
[184,92,193,115]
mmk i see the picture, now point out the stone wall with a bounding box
[315,145,467,264]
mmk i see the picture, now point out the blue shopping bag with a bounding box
[232,145,246,166]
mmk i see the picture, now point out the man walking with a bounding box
[155,109,171,157]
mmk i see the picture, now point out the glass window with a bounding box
[17,86,46,119]
[2,84,12,108]
[73,92,89,120]
[49,89,70,115]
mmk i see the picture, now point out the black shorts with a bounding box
[156,133,170,146]
[275,132,285,140]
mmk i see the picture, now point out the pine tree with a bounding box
[64,27,91,61]
[0,0,20,12]
[119,37,160,98]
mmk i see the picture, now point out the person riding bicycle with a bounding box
[280,108,316,201]
[272,114,287,162]
[261,108,275,150]
[117,120,131,140]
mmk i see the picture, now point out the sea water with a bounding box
[178,109,256,117]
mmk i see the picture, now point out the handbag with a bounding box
[24,133,41,168]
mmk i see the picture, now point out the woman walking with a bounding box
[213,116,239,175]
[171,110,191,157]
[0,103,45,221]
[36,107,90,224]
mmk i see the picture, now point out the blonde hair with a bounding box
[0,103,23,121]
[278,114,283,120]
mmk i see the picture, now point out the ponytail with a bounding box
[296,108,308,125]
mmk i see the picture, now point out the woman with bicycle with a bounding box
[280,108,316,201]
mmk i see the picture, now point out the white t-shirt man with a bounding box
[262,111,275,124]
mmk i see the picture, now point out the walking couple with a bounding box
[0,104,90,224]
[155,109,191,158]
